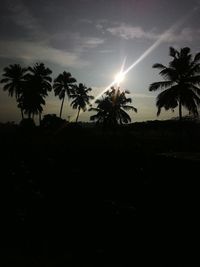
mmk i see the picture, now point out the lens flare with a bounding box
[115,71,125,85]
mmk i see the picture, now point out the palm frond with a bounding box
[190,84,200,97]
[194,52,200,63]
[156,87,179,115]
[119,109,131,123]
[88,107,100,112]
[169,47,178,57]
[186,75,200,85]
[122,105,137,112]
[188,63,200,76]
[180,47,190,57]
[149,81,174,91]
[152,63,166,69]
[0,78,9,83]
[159,68,177,80]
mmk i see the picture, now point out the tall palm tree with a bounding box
[70,83,94,122]
[27,63,52,94]
[149,47,200,120]
[17,63,52,121]
[0,64,27,119]
[90,87,137,125]
[25,63,52,123]
[53,71,76,118]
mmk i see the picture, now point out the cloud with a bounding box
[98,49,114,54]
[82,37,105,49]
[73,35,105,51]
[96,23,104,30]
[107,23,198,43]
[0,41,89,68]
[79,18,93,24]
[49,32,105,53]
[107,24,152,40]
[7,0,39,31]
[3,1,105,57]
[165,28,194,42]
[95,19,109,34]
[5,0,48,41]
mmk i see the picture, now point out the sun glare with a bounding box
[115,71,125,85]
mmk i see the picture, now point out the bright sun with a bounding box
[115,71,125,85]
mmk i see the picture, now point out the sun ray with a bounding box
[114,57,126,87]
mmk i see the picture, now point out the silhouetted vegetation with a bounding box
[150,47,200,120]
[1,64,27,119]
[71,83,94,122]
[40,114,67,129]
[53,71,77,118]
[19,118,36,129]
[89,86,137,126]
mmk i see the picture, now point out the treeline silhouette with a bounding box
[1,46,200,126]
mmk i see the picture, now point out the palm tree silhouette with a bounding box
[0,64,27,119]
[70,83,94,122]
[25,63,52,122]
[18,87,45,119]
[89,97,110,124]
[53,71,77,118]
[149,47,200,120]
[90,87,137,125]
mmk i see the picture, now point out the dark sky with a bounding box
[0,0,200,122]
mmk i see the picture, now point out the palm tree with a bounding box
[149,47,200,121]
[25,63,52,123]
[89,87,137,125]
[70,83,94,122]
[89,97,110,124]
[53,71,76,118]
[18,87,45,119]
[0,64,27,119]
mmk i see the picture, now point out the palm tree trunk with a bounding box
[16,96,24,120]
[179,99,182,121]
[20,108,24,120]
[60,95,65,118]
[39,112,41,125]
[76,107,81,123]
[119,114,122,125]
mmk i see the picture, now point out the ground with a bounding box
[1,120,200,265]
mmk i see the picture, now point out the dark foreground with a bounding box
[1,120,200,266]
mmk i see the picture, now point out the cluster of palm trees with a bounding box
[1,63,52,122]
[1,46,200,125]
[0,64,95,123]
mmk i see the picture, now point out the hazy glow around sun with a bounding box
[114,71,125,85]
